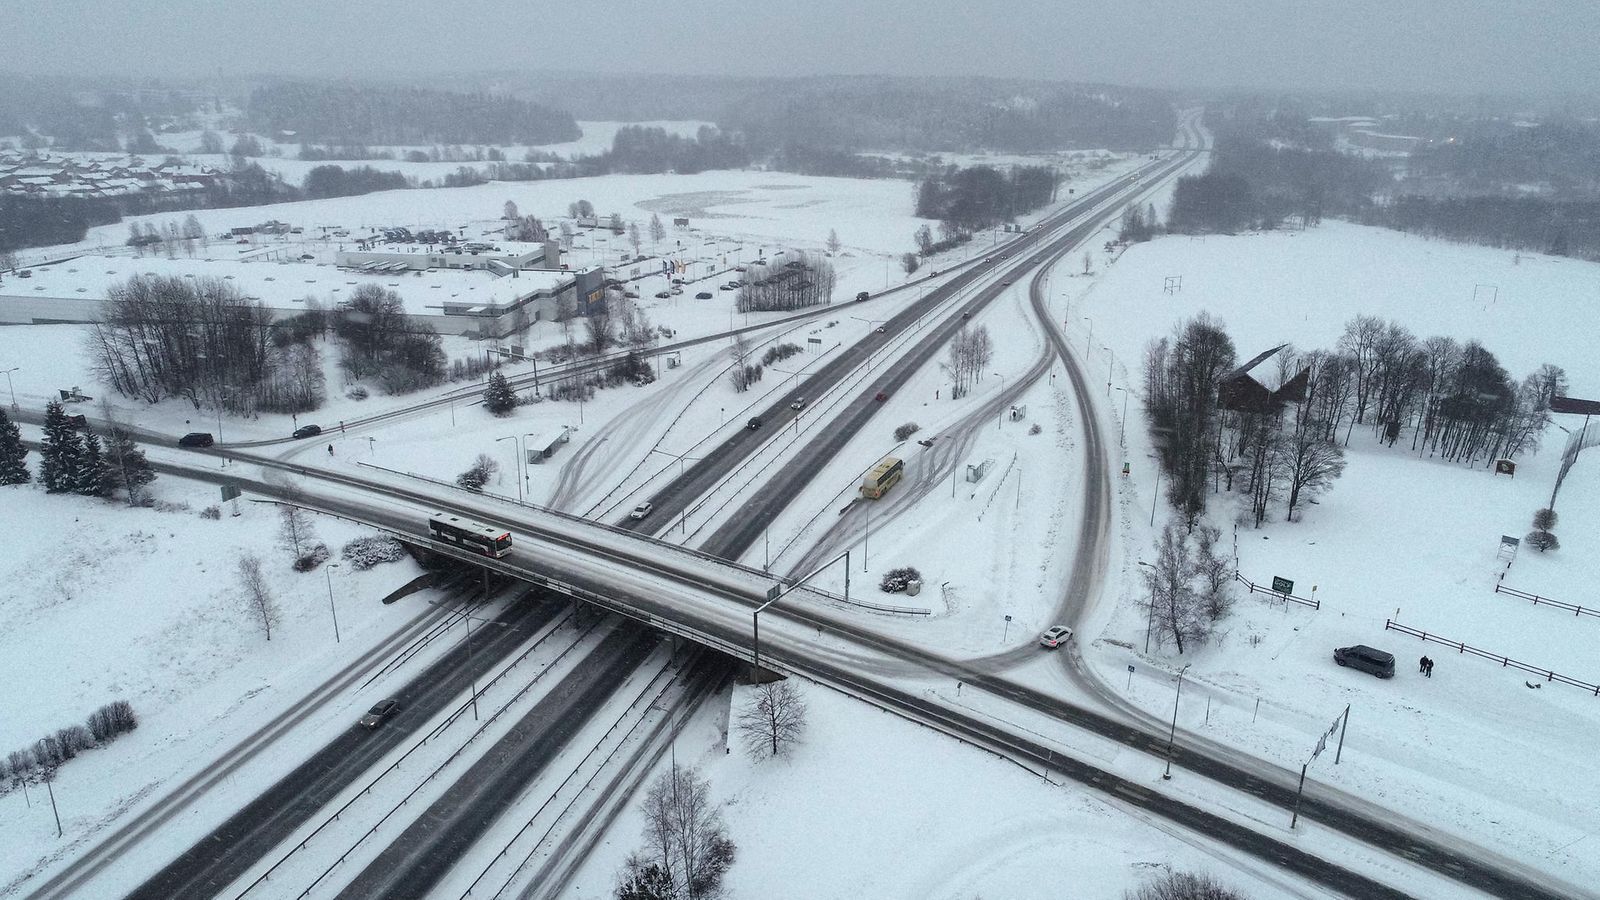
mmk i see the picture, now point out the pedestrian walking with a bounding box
[1425,658,1434,677]
[327,444,334,456]
[1419,656,1428,674]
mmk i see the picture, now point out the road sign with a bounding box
[1494,459,1515,476]
[1271,576,1294,595]
[765,585,781,603]
[220,484,241,502]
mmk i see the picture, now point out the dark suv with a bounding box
[178,432,215,448]
[1333,645,1395,679]
[292,424,322,439]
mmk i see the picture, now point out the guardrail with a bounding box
[1493,583,1600,620]
[1235,573,1319,609]
[1383,619,1599,695]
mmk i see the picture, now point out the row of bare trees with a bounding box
[735,250,836,313]
[941,324,994,399]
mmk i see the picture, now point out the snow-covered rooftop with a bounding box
[4,254,571,316]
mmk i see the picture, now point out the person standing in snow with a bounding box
[1419,656,1428,674]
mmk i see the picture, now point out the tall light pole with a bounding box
[1163,664,1191,780]
[1137,560,1156,653]
[1102,345,1113,397]
[495,436,523,503]
[994,372,1005,430]
[324,562,342,643]
[1082,316,1094,350]
[1,366,17,412]
[1115,387,1129,446]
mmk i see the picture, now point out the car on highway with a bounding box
[359,698,400,728]
[875,326,886,333]
[696,291,713,300]
[747,416,763,429]
[874,391,888,402]
[961,311,971,319]
[630,502,653,519]
[790,397,807,411]
[292,424,322,439]
[1001,280,1012,286]
[855,291,869,302]
[1333,645,1395,678]
[178,432,214,447]
[1039,625,1073,648]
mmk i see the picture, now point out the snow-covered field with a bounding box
[12,153,1594,897]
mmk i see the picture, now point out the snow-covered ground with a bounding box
[14,149,1587,897]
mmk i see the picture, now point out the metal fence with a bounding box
[1383,619,1599,695]
[1493,583,1600,621]
[1234,573,1320,609]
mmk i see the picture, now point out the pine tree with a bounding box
[39,401,83,493]
[0,408,29,484]
[483,370,517,416]
[106,427,156,503]
[75,432,117,497]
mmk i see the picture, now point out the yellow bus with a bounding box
[860,456,904,499]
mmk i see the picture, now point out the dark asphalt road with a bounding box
[121,594,564,900]
[334,621,660,900]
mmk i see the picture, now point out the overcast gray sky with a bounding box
[5,0,1595,96]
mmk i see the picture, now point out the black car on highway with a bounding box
[292,424,322,439]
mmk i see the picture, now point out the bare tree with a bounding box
[826,229,841,254]
[620,765,736,900]
[1282,419,1346,518]
[503,199,519,221]
[1190,524,1234,621]
[737,681,807,758]
[901,252,919,275]
[1141,523,1207,654]
[628,222,642,255]
[236,554,279,640]
[649,213,666,247]
[276,484,318,560]
[1126,870,1246,900]
[585,311,616,355]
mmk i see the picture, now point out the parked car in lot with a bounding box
[655,290,673,299]
[1333,645,1395,678]
[359,699,400,729]
[630,502,653,520]
[178,432,214,447]
[747,416,763,429]
[696,291,713,300]
[719,283,737,291]
[670,287,683,295]
[299,253,315,261]
[1039,625,1073,649]
[292,424,322,439]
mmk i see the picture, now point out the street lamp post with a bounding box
[324,562,342,643]
[1163,664,1191,780]
[1150,466,1162,527]
[994,372,1005,430]
[495,436,524,504]
[3,366,19,411]
[1137,560,1156,653]
[1103,345,1113,397]
[1115,387,1129,446]
[1083,316,1094,350]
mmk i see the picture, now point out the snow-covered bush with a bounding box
[55,725,93,759]
[200,505,222,520]
[879,566,922,593]
[87,700,138,742]
[456,454,499,492]
[293,542,331,572]
[342,535,405,570]
[346,386,370,401]
[893,422,920,441]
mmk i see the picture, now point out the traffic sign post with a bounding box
[1271,575,1294,596]
[220,483,242,517]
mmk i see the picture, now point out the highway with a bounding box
[20,111,1584,900]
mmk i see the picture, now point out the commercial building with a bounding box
[334,239,562,274]
[0,255,607,338]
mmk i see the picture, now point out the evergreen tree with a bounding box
[0,408,29,484]
[483,370,517,416]
[39,401,83,493]
[106,427,156,503]
[75,432,117,497]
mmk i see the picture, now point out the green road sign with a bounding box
[220,484,241,502]
[1271,575,1294,595]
